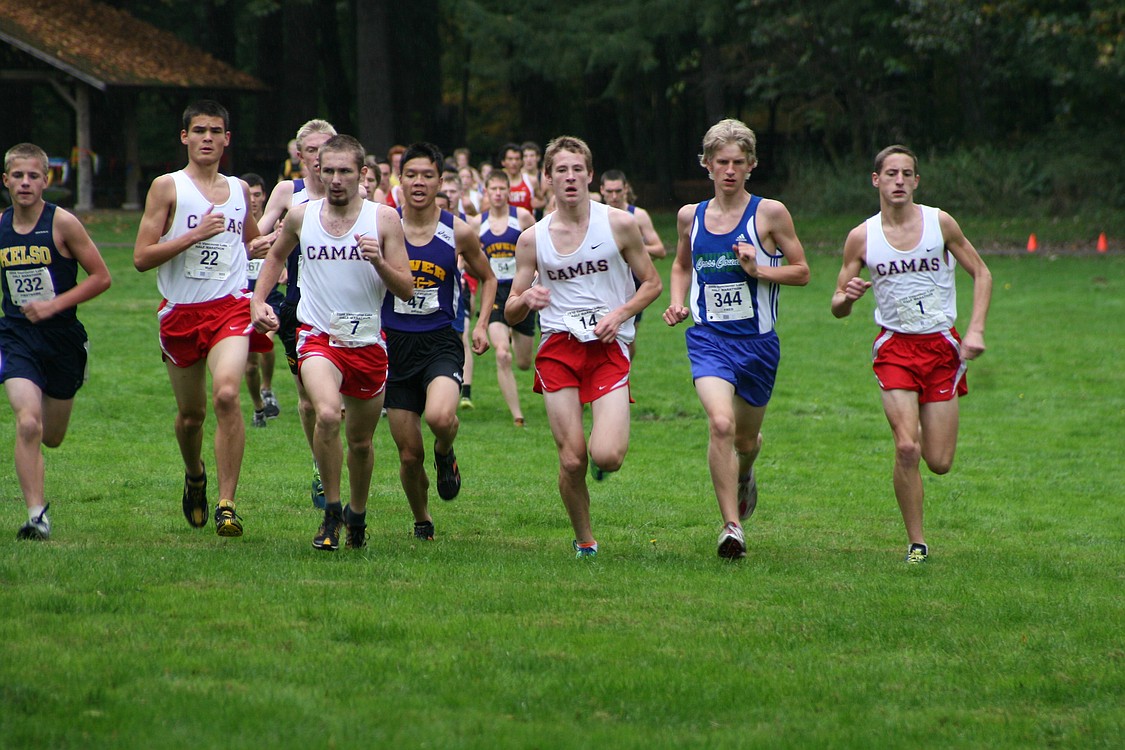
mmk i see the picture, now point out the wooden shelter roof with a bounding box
[0,0,264,91]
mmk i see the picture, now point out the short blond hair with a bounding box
[295,119,336,151]
[698,119,757,168]
[4,143,49,174]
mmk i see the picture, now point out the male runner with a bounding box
[663,119,810,560]
[382,143,497,540]
[831,144,992,563]
[251,135,413,550]
[134,100,260,537]
[1,143,112,540]
[258,119,337,507]
[480,170,535,425]
[506,136,661,558]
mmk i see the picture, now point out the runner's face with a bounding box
[301,133,332,179]
[248,185,265,217]
[486,179,509,208]
[181,116,229,165]
[546,149,591,207]
[442,182,462,206]
[873,153,918,206]
[318,150,361,206]
[522,150,539,170]
[2,157,48,207]
[706,143,752,195]
[503,149,523,176]
[601,179,627,209]
[401,157,440,210]
[363,167,378,200]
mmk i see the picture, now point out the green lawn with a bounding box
[0,220,1121,748]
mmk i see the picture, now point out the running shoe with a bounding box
[717,522,746,559]
[434,447,461,501]
[313,509,344,551]
[573,539,598,559]
[16,504,50,541]
[214,499,243,537]
[590,462,611,482]
[251,409,267,428]
[311,475,326,510]
[737,468,758,520]
[261,389,280,419]
[182,467,207,528]
[514,417,525,428]
[459,396,474,411]
[413,520,435,541]
[905,543,928,564]
[344,506,367,549]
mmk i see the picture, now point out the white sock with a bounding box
[28,505,46,521]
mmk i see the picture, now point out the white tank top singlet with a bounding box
[534,201,636,344]
[157,171,248,304]
[296,199,388,348]
[866,204,957,334]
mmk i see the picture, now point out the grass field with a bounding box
[0,217,1122,748]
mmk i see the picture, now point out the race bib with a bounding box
[489,255,516,280]
[704,282,754,322]
[328,311,380,347]
[184,241,233,280]
[394,287,440,316]
[246,258,263,281]
[895,287,944,332]
[6,268,55,306]
[563,306,610,342]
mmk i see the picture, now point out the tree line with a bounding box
[92,0,1125,204]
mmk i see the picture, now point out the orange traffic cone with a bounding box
[1026,233,1038,253]
[1096,232,1108,253]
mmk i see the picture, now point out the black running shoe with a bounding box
[434,447,461,501]
[214,499,243,537]
[182,467,207,528]
[313,509,343,551]
[413,520,435,541]
[344,505,367,549]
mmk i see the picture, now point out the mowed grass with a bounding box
[0,218,1122,748]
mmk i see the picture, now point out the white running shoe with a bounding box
[16,504,51,541]
[737,468,758,520]
[717,521,746,559]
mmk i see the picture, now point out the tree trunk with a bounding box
[356,0,394,154]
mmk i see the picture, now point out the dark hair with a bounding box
[182,99,229,132]
[600,169,627,186]
[874,144,918,174]
[241,173,265,189]
[399,142,444,175]
[486,170,511,186]
[320,134,366,171]
[520,141,541,156]
[499,142,522,163]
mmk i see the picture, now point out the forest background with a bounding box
[0,0,1122,224]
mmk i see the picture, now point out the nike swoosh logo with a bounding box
[591,242,604,250]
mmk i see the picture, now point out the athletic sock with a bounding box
[461,384,472,399]
[28,505,45,521]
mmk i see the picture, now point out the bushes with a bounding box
[779,134,1125,217]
